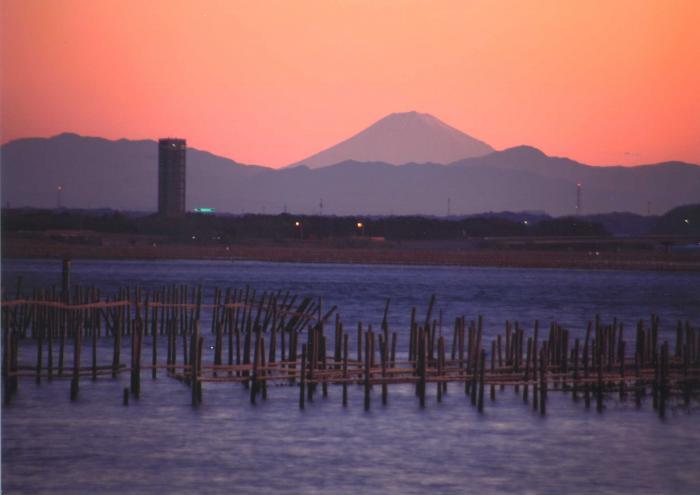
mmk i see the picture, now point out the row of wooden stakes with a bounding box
[2,284,699,418]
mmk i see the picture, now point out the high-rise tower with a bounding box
[158,138,186,216]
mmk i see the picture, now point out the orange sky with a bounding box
[2,0,699,167]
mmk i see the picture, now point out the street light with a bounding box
[294,220,303,239]
[356,221,365,236]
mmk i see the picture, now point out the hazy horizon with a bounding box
[3,116,698,170]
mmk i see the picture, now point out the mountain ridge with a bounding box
[2,132,698,216]
[288,111,494,168]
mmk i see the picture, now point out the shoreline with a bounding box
[3,236,699,272]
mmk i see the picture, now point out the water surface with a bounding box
[3,259,700,494]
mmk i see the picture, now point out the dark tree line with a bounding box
[2,208,616,241]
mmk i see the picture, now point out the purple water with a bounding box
[3,259,700,494]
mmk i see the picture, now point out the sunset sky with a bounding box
[2,0,699,168]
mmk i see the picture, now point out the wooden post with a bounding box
[477,349,485,413]
[251,331,260,405]
[659,341,669,419]
[58,309,66,376]
[35,309,43,384]
[288,329,297,384]
[3,316,13,405]
[190,322,200,406]
[470,338,478,407]
[364,329,371,411]
[260,336,268,401]
[419,329,426,408]
[596,339,604,413]
[131,318,142,399]
[70,315,82,401]
[112,310,121,378]
[539,344,547,415]
[523,337,531,403]
[572,338,579,401]
[321,335,328,398]
[91,303,98,381]
[409,307,416,361]
[195,335,204,404]
[357,322,362,363]
[381,335,388,405]
[457,319,465,372]
[307,327,315,402]
[496,334,503,367]
[505,321,512,367]
[299,343,306,409]
[436,336,443,403]
[47,303,54,382]
[342,334,349,407]
[151,298,158,379]
[491,340,496,401]
[170,318,178,376]
[227,290,235,375]
[214,321,223,377]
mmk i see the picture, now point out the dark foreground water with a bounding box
[3,259,700,494]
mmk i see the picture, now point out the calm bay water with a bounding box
[2,259,700,494]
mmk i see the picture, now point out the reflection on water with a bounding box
[2,259,700,494]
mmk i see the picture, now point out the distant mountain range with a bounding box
[2,114,699,216]
[289,111,493,168]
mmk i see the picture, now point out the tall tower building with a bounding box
[158,138,186,216]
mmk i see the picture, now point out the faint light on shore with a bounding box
[356,222,364,228]
[684,218,690,224]
[294,221,301,227]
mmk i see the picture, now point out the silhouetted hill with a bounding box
[0,133,268,211]
[653,204,700,236]
[289,111,493,168]
[2,134,699,216]
[451,148,700,215]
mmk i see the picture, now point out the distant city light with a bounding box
[523,220,529,225]
[684,219,690,224]
[194,207,215,213]
[356,222,364,228]
[294,221,301,227]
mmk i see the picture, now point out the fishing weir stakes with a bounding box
[2,277,699,418]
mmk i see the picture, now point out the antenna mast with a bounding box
[576,183,582,215]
